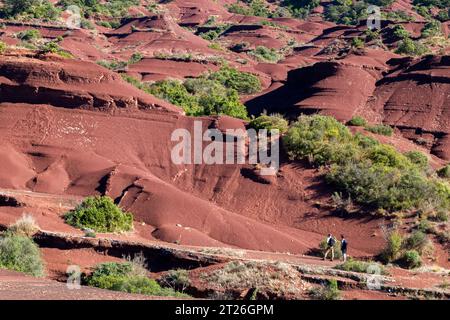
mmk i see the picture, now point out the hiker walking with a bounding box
[341,235,348,262]
[323,233,336,261]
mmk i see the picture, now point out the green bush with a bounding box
[249,114,289,133]
[404,151,429,169]
[0,234,45,277]
[149,78,248,119]
[347,116,367,127]
[366,144,410,168]
[17,29,41,41]
[160,269,191,292]
[285,115,450,213]
[351,37,365,49]
[421,20,442,38]
[249,46,281,63]
[380,231,403,263]
[284,115,354,166]
[0,41,6,54]
[59,0,140,19]
[86,262,188,297]
[1,0,60,20]
[324,1,368,25]
[335,259,386,274]
[208,66,261,94]
[365,124,393,136]
[395,38,428,56]
[403,231,428,253]
[310,279,340,300]
[392,25,410,40]
[398,250,422,269]
[64,196,133,233]
[227,0,271,17]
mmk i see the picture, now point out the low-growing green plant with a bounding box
[64,196,134,233]
[335,259,387,275]
[403,230,428,254]
[86,261,189,297]
[0,234,45,277]
[249,46,281,63]
[0,41,6,54]
[160,269,191,292]
[351,37,365,49]
[365,124,393,136]
[310,279,341,300]
[208,66,261,94]
[249,114,289,133]
[395,38,428,56]
[347,116,367,127]
[379,230,403,263]
[17,29,41,41]
[397,249,422,269]
[404,151,429,169]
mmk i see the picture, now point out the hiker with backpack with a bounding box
[341,234,348,262]
[323,233,336,261]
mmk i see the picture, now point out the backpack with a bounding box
[328,237,335,247]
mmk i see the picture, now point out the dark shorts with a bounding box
[342,248,347,254]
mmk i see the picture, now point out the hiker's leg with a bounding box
[324,248,330,260]
[331,247,334,261]
[343,252,347,262]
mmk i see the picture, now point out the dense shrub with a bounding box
[392,25,410,40]
[351,37,365,49]
[86,262,188,297]
[403,231,428,253]
[208,66,261,94]
[284,115,353,166]
[379,231,403,263]
[0,234,45,277]
[395,38,428,56]
[0,0,60,20]
[249,46,281,62]
[227,0,271,17]
[249,114,289,133]
[285,115,450,213]
[126,74,249,119]
[347,116,367,127]
[64,196,134,233]
[59,0,140,19]
[17,29,41,41]
[324,1,368,26]
[421,20,442,38]
[365,124,393,136]
[404,151,429,169]
[397,250,422,269]
[280,0,320,18]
